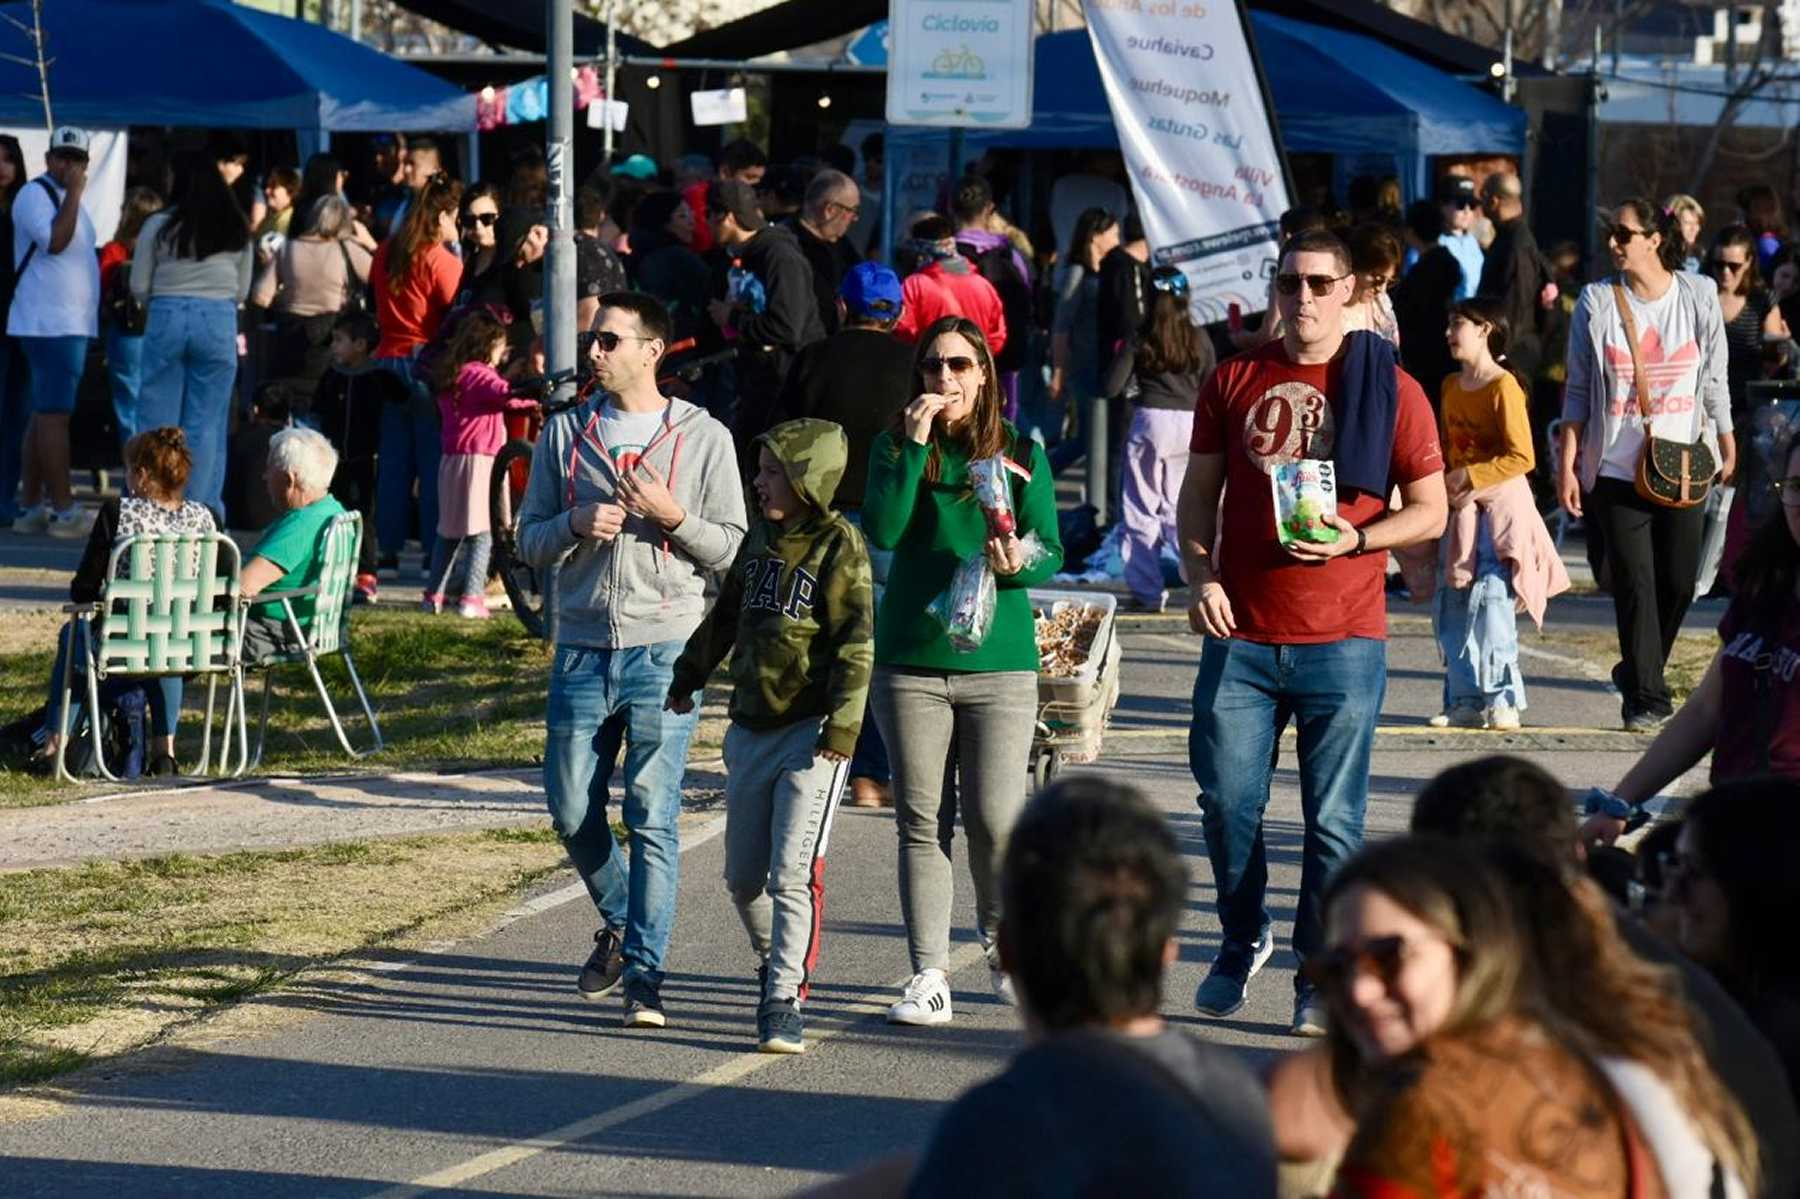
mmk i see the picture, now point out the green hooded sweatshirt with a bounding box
[669,418,875,758]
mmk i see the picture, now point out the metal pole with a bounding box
[1084,394,1108,524]
[1587,34,1602,281]
[350,0,363,43]
[602,0,619,161]
[880,138,897,264]
[546,0,578,405]
[1725,4,1738,87]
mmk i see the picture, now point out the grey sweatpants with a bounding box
[869,667,1038,974]
[721,717,850,1003]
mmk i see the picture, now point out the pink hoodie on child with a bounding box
[438,362,536,456]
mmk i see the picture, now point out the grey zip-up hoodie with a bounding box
[1562,271,1733,493]
[516,392,746,649]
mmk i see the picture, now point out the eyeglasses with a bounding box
[1610,225,1648,246]
[1302,935,1418,996]
[1274,272,1350,298]
[920,355,978,375]
[462,211,499,228]
[593,331,658,353]
[1774,477,1800,508]
[826,199,861,218]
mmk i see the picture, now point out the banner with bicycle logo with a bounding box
[886,0,1033,128]
[1086,0,1293,323]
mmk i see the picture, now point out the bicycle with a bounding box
[486,341,732,639]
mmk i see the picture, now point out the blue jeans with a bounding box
[138,297,239,515]
[105,324,146,449]
[1435,516,1526,711]
[373,354,438,564]
[46,622,183,737]
[1188,636,1387,983]
[0,337,29,520]
[544,641,701,987]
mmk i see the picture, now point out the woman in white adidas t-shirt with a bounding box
[1558,198,1736,731]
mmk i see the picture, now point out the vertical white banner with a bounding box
[1084,2,1291,322]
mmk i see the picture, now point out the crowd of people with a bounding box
[3,119,1799,1195]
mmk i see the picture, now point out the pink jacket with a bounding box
[1413,473,1570,629]
[438,362,535,457]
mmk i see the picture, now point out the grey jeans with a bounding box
[870,666,1038,974]
[721,717,851,1003]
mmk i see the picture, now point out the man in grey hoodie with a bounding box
[516,290,747,1029]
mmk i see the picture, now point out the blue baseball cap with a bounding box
[840,261,903,320]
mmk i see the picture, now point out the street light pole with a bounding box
[546,0,578,411]
[602,0,619,161]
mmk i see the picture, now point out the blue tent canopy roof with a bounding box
[0,0,473,131]
[896,16,1524,162]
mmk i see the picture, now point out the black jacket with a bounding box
[1477,216,1551,379]
[730,226,827,456]
[1097,246,1152,385]
[313,365,410,466]
[776,327,917,509]
[785,217,860,338]
[1394,244,1462,406]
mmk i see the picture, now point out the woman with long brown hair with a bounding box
[1315,837,1758,1198]
[862,315,1063,1028]
[367,170,462,570]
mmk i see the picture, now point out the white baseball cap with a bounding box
[49,127,91,157]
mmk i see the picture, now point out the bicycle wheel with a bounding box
[489,438,547,639]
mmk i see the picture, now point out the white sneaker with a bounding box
[46,505,93,539]
[991,967,1018,1007]
[1486,703,1521,731]
[887,969,953,1026]
[1428,702,1484,729]
[10,504,48,535]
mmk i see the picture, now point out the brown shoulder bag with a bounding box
[1612,281,1714,508]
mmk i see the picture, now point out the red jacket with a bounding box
[893,261,1007,358]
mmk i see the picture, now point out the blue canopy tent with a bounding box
[0,0,473,133]
[890,15,1524,206]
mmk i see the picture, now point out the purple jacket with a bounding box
[954,227,1032,289]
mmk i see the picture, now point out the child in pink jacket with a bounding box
[423,310,536,617]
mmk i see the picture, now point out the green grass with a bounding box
[0,827,567,1088]
[0,609,557,808]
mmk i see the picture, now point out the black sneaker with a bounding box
[577,927,624,1002]
[757,998,805,1054]
[1194,926,1275,1017]
[622,976,666,1029]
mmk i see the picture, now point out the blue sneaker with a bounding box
[1194,926,1275,1017]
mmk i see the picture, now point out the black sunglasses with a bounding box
[1449,198,1478,210]
[1610,225,1648,246]
[919,355,978,375]
[1274,272,1349,298]
[462,211,499,228]
[1302,935,1412,997]
[593,330,657,353]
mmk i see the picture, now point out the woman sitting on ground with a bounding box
[1315,837,1757,1197]
[1582,432,1800,844]
[40,427,217,775]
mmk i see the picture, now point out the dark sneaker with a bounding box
[622,977,666,1028]
[577,928,624,1002]
[757,998,805,1054]
[1624,710,1670,734]
[1194,926,1275,1017]
[1291,983,1328,1037]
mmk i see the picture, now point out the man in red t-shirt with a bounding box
[1176,228,1446,1035]
[891,216,1007,359]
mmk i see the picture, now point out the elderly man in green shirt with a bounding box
[239,426,346,663]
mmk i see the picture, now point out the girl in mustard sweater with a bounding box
[1434,298,1536,730]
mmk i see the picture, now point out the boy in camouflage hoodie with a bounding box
[667,417,874,1054]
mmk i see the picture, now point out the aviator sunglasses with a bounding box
[920,355,979,375]
[1275,272,1350,298]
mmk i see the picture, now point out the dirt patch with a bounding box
[1530,628,1717,703]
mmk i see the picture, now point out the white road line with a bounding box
[370,941,991,1196]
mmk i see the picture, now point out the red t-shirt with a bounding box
[1190,339,1443,644]
[893,263,1008,358]
[1713,594,1800,783]
[682,181,715,254]
[368,240,462,360]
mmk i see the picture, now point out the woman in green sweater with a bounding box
[863,315,1064,1027]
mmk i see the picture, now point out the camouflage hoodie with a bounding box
[669,418,874,757]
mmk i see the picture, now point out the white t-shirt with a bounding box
[597,402,664,474]
[1599,282,1705,482]
[8,174,99,339]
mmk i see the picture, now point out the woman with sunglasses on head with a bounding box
[1559,199,1736,732]
[1314,837,1758,1198]
[1103,266,1215,612]
[368,171,463,571]
[1584,433,1800,848]
[863,316,1063,1028]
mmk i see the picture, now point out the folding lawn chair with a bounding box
[54,532,246,783]
[231,511,383,769]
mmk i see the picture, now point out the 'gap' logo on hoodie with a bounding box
[742,557,818,620]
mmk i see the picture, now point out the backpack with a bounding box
[957,237,1033,373]
[0,681,146,780]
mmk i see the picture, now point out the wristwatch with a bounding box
[1352,527,1368,556]
[1582,787,1635,821]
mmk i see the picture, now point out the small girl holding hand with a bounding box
[424,310,535,617]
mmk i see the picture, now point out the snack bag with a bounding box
[969,454,1030,537]
[1271,458,1341,547]
[927,554,996,653]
